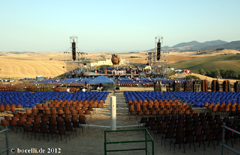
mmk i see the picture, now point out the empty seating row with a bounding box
[0,91,108,108]
[1,113,87,142]
[118,78,137,87]
[140,113,240,153]
[135,78,154,87]
[124,91,175,103]
[163,91,240,107]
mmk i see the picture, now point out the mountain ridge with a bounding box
[147,40,240,52]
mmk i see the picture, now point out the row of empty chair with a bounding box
[135,78,154,87]
[0,91,108,108]
[0,104,22,112]
[1,112,87,142]
[140,113,240,153]
[125,91,240,108]
[0,92,109,142]
[164,91,240,107]
[0,91,109,142]
[54,91,109,102]
[124,91,175,103]
[0,91,68,107]
[204,102,240,117]
[128,99,195,116]
[118,78,137,87]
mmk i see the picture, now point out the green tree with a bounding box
[220,69,226,78]
[211,71,216,78]
[199,69,205,75]
[215,69,220,78]
[186,75,200,80]
[206,71,210,76]
[166,71,175,78]
[228,70,236,78]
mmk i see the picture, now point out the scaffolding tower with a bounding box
[62,36,88,77]
[147,35,169,77]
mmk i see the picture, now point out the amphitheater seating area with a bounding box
[140,113,240,153]
[0,91,109,142]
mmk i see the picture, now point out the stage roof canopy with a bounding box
[90,76,114,84]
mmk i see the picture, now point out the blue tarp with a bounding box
[64,78,81,82]
[90,76,114,84]
[82,78,94,82]
[152,78,168,81]
[78,68,84,71]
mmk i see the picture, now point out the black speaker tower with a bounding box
[157,40,161,61]
[72,39,76,61]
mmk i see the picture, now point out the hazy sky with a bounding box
[1,0,240,52]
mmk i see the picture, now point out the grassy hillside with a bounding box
[168,54,240,74]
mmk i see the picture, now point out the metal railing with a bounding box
[221,122,240,155]
[104,128,154,155]
[0,126,9,155]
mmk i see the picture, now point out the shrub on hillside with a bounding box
[199,69,205,75]
[206,69,238,79]
[129,56,140,58]
[186,75,201,80]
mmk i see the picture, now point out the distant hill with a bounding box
[172,41,201,48]
[169,54,240,74]
[172,40,227,49]
[201,41,240,50]
[146,40,240,52]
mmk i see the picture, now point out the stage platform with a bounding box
[83,72,146,78]
[58,72,148,78]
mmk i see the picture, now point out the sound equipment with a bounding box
[234,81,240,92]
[223,80,231,91]
[211,80,219,91]
[157,41,161,61]
[72,40,76,61]
[202,80,208,91]
[166,82,170,91]
[173,81,181,91]
[184,81,193,92]
[193,81,201,92]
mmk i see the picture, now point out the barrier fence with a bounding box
[0,126,9,155]
[104,128,154,155]
[221,122,240,155]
